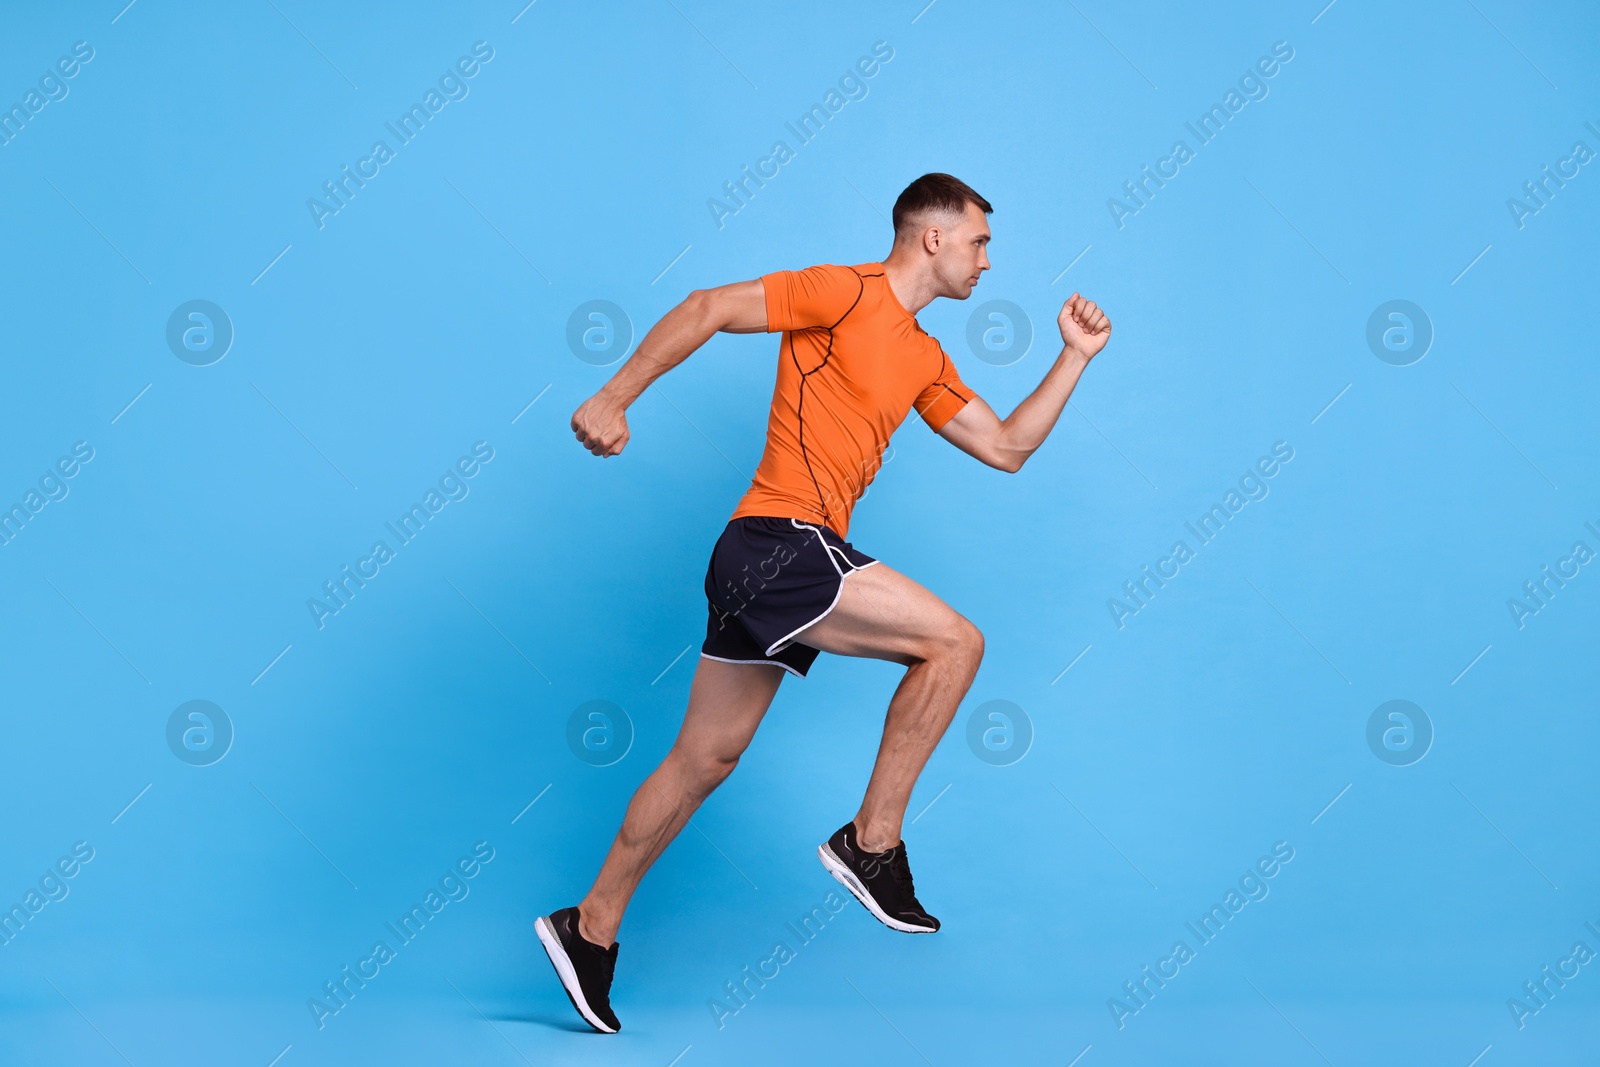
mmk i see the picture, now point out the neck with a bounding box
[882,248,940,317]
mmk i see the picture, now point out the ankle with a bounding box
[852,818,901,854]
[576,905,617,948]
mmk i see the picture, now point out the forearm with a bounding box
[597,293,718,408]
[996,346,1091,464]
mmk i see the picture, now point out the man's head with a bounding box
[890,172,992,299]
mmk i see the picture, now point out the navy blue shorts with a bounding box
[701,516,878,677]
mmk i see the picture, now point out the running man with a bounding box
[537,173,1111,1032]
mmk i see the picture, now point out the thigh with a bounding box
[671,655,786,764]
[793,561,967,667]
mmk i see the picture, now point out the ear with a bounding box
[921,225,942,255]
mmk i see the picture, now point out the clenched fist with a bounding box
[571,393,630,457]
[1059,292,1112,360]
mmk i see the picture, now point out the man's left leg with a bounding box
[534,655,784,1032]
[575,655,786,945]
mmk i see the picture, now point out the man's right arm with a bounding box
[571,280,767,458]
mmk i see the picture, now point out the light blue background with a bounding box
[2,1,1597,1064]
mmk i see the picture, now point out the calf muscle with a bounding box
[577,658,783,946]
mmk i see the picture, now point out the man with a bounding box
[537,173,1111,1032]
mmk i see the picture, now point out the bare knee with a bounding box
[956,617,985,668]
[671,748,740,801]
[918,613,984,668]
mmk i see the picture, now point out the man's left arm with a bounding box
[935,292,1111,473]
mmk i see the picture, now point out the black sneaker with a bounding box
[534,906,621,1033]
[817,821,940,933]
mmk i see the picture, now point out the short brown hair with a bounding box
[891,173,992,238]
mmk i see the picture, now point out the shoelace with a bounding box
[576,926,618,975]
[886,846,916,896]
[587,940,618,985]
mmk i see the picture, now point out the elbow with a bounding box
[987,424,1030,473]
[992,451,1026,474]
[683,288,720,330]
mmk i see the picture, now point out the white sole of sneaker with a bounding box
[816,843,938,934]
[534,915,619,1033]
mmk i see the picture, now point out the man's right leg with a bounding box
[778,560,981,934]
[574,655,785,947]
[796,561,984,855]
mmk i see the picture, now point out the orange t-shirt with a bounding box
[729,262,977,539]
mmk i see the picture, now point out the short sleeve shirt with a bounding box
[729,262,977,539]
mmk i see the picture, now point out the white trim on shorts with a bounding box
[699,651,806,678]
[763,518,879,656]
